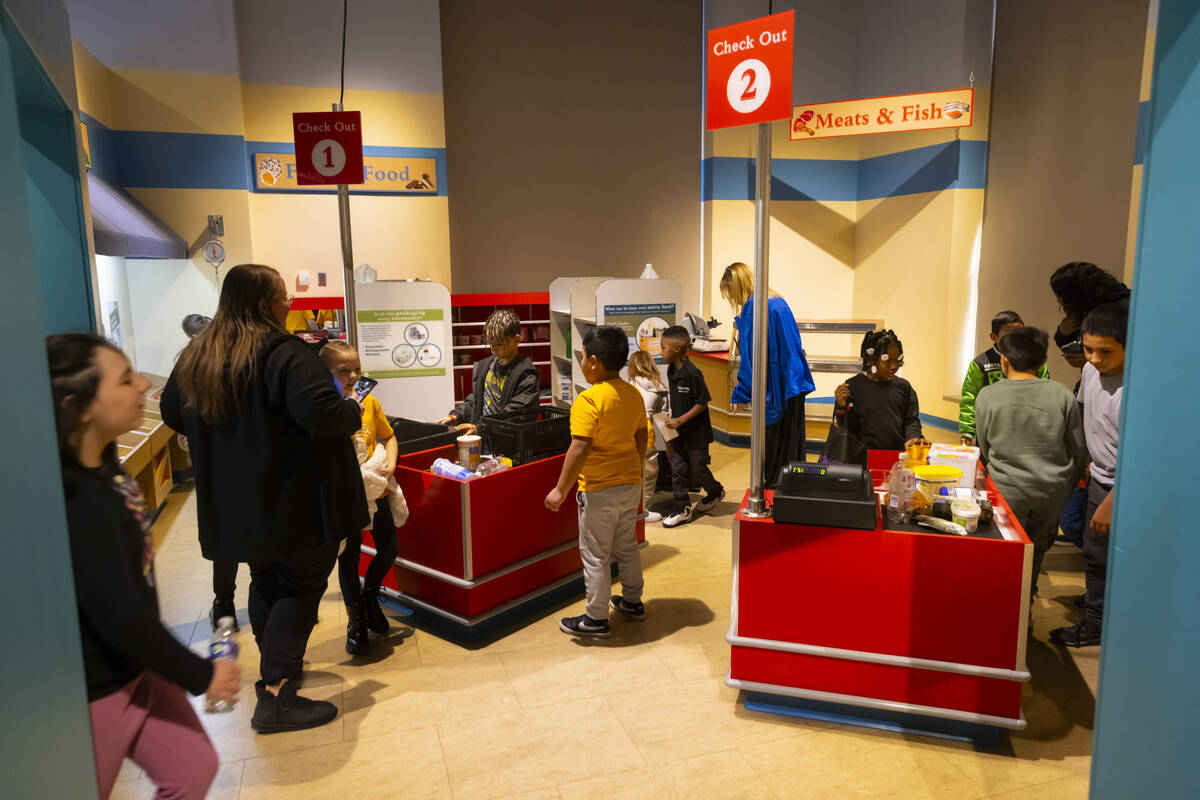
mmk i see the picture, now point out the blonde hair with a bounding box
[319,340,358,366]
[719,261,780,310]
[627,350,665,389]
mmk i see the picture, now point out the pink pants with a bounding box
[88,672,218,799]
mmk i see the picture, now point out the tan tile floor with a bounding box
[111,443,1098,799]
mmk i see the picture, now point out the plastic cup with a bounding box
[951,498,981,533]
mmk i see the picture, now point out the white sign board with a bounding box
[354,280,453,421]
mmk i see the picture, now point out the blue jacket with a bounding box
[731,295,815,426]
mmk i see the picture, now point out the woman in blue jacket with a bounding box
[720,262,815,486]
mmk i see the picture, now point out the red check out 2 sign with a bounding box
[706,11,794,130]
[292,111,364,185]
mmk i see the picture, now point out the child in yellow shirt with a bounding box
[545,326,648,638]
[320,342,408,656]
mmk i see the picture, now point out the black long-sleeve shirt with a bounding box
[64,466,212,701]
[835,373,923,451]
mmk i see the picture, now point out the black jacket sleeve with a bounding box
[67,491,213,696]
[160,370,182,433]
[452,359,488,422]
[503,366,541,412]
[903,382,924,441]
[266,339,361,438]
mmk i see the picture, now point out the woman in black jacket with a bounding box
[49,333,238,798]
[161,264,368,733]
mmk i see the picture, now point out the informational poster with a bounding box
[354,281,453,421]
[603,303,676,359]
[357,309,446,378]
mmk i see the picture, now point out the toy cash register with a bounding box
[771,462,878,530]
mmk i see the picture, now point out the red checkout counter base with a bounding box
[727,451,1033,743]
[356,445,645,639]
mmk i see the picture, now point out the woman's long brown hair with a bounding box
[174,264,286,422]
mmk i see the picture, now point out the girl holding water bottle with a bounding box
[49,333,238,799]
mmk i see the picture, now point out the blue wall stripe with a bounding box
[702,140,989,203]
[74,120,448,196]
[1134,99,1150,166]
[116,130,249,190]
[79,112,120,186]
[858,140,988,201]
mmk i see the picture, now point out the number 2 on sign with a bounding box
[740,68,757,101]
[727,58,771,114]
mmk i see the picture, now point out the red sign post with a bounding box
[706,11,794,130]
[292,110,364,185]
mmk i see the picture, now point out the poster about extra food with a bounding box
[603,303,676,360]
[357,309,446,378]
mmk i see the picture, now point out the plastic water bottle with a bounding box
[205,617,238,713]
[886,454,915,524]
[475,457,513,476]
[431,457,475,480]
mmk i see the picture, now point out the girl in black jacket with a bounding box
[49,333,238,799]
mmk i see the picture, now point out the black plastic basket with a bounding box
[387,416,460,456]
[479,406,571,465]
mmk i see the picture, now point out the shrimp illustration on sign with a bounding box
[792,109,816,136]
[942,100,971,120]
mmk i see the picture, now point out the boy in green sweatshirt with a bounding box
[976,326,1087,617]
[959,311,1050,444]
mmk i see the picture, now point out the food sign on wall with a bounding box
[791,88,974,140]
[254,153,437,193]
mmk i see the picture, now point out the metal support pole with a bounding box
[744,122,773,518]
[333,102,358,347]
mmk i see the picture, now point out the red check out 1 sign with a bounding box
[292,110,364,185]
[706,11,794,130]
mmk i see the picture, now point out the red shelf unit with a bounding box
[450,291,552,405]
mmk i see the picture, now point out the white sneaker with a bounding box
[662,506,693,528]
[644,511,663,523]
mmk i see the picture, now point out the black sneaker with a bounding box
[695,487,726,515]
[362,587,390,635]
[345,603,369,656]
[250,679,338,733]
[610,596,645,621]
[210,598,238,632]
[559,613,610,638]
[663,505,693,528]
[1050,619,1102,647]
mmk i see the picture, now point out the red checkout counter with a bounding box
[727,450,1033,737]
[355,444,645,633]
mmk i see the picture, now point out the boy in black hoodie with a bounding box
[439,309,541,434]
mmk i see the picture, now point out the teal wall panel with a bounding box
[0,8,99,800]
[1091,2,1200,798]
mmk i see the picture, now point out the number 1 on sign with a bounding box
[727,58,771,114]
[312,138,348,178]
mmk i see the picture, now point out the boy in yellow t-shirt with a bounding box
[545,326,648,638]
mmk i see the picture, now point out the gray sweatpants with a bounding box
[577,483,644,620]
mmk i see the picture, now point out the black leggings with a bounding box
[337,498,399,604]
[248,543,337,683]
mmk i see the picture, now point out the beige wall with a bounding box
[975,0,1148,386]
[438,0,703,310]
